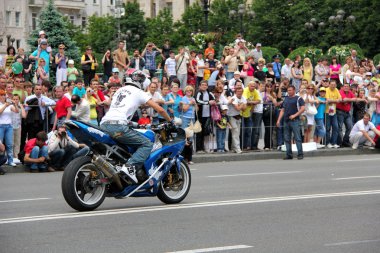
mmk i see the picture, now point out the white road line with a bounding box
[166,245,253,253]
[325,239,380,246]
[1,190,380,224]
[208,171,302,178]
[337,158,380,162]
[0,198,50,203]
[332,175,380,181]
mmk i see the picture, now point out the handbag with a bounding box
[82,64,91,72]
[306,104,318,115]
[240,70,247,78]
[211,105,221,121]
[192,109,202,133]
[32,71,38,84]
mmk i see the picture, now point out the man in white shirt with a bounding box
[251,43,263,62]
[281,58,292,80]
[349,112,380,149]
[164,51,177,84]
[100,71,171,184]
[175,47,189,90]
[71,95,90,122]
[196,52,205,86]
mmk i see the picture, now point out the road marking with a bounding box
[325,239,380,246]
[0,198,50,203]
[166,245,253,253]
[1,190,380,224]
[208,171,302,178]
[337,158,380,162]
[332,175,380,181]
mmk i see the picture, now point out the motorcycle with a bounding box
[61,120,191,211]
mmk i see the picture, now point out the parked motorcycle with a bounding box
[61,120,191,211]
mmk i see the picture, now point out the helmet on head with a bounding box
[124,70,146,89]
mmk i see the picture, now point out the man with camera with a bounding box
[48,125,89,170]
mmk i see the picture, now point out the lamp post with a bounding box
[114,0,125,40]
[328,9,355,45]
[202,0,210,33]
[123,30,140,50]
[229,4,255,36]
[304,18,325,45]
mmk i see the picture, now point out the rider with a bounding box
[100,71,172,184]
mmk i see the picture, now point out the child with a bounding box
[138,110,151,126]
[37,31,52,60]
[67,60,79,82]
[159,85,174,122]
[216,105,230,152]
[203,61,211,81]
[72,79,86,98]
[314,87,327,148]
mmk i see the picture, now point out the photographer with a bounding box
[48,125,89,170]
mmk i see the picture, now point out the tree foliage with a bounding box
[86,15,117,54]
[145,8,174,47]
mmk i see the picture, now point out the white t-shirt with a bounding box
[227,95,247,116]
[165,58,176,76]
[281,64,292,79]
[176,54,189,75]
[253,92,263,113]
[350,119,376,137]
[197,59,205,77]
[0,102,13,125]
[100,86,151,124]
[146,91,163,117]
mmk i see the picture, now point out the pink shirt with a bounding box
[329,64,341,79]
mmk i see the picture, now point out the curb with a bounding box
[4,148,379,173]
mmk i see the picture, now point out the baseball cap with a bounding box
[234,71,241,75]
[40,39,48,45]
[221,105,229,111]
[319,87,326,92]
[366,72,372,76]
[39,30,46,36]
[68,59,74,65]
[256,43,262,47]
[112,68,119,73]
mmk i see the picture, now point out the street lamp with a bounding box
[202,0,211,33]
[114,0,125,40]
[229,4,255,36]
[304,18,325,45]
[328,9,355,45]
[122,30,140,50]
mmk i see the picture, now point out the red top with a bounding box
[204,48,215,57]
[138,117,151,125]
[24,138,46,154]
[329,64,341,79]
[55,96,72,118]
[93,90,105,101]
[336,89,355,112]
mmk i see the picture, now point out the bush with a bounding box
[287,47,324,65]
[372,53,380,66]
[261,47,284,63]
[327,44,364,64]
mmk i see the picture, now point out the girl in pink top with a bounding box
[329,56,341,87]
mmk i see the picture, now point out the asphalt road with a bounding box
[1,155,380,253]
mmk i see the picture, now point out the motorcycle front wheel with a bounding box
[157,160,191,204]
[62,156,106,211]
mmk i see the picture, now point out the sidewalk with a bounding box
[4,147,379,173]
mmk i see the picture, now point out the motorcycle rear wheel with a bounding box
[157,160,191,204]
[62,156,106,211]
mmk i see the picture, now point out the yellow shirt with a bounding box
[242,87,261,117]
[303,66,312,84]
[87,96,97,119]
[325,88,341,114]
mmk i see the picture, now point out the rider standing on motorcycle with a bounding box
[100,71,172,184]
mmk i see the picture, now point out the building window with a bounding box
[15,12,21,27]
[93,0,97,4]
[152,3,156,17]
[32,13,37,30]
[185,0,190,9]
[110,0,114,5]
[6,11,11,26]
[70,15,75,24]
[166,2,173,14]
[82,17,87,29]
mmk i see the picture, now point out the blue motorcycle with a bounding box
[61,120,191,211]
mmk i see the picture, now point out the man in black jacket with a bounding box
[130,49,145,71]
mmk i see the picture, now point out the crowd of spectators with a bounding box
[0,32,380,174]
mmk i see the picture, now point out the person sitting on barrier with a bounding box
[48,125,90,170]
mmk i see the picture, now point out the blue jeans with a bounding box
[242,117,252,149]
[314,118,326,138]
[251,113,262,149]
[101,123,153,166]
[325,113,339,145]
[284,119,303,157]
[26,146,49,171]
[336,110,352,146]
[0,124,13,164]
[49,146,90,168]
[216,127,226,151]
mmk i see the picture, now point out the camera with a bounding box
[6,98,13,104]
[58,131,67,138]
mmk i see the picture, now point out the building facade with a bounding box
[0,0,116,54]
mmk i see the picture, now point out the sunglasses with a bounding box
[307,88,314,90]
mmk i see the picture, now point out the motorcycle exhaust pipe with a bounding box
[92,155,123,190]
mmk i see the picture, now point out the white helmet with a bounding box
[124,70,146,89]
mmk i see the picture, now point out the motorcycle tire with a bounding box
[62,156,106,211]
[157,160,191,204]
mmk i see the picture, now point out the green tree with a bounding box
[145,8,174,46]
[120,1,147,51]
[86,15,117,54]
[27,0,80,84]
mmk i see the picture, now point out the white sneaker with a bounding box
[316,144,325,149]
[8,162,17,167]
[333,144,340,149]
[327,144,333,148]
[119,164,138,184]
[13,158,21,164]
[234,149,242,154]
[352,144,358,150]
